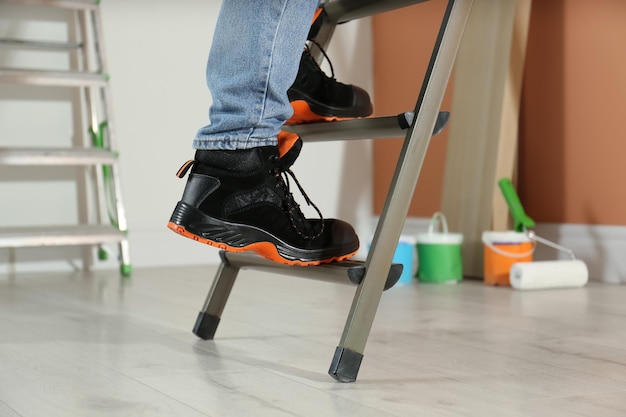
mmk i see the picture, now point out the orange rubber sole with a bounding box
[167,221,357,266]
[286,100,367,125]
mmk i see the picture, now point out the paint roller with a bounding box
[498,178,588,290]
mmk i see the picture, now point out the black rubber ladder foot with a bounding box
[328,346,364,383]
[192,311,221,340]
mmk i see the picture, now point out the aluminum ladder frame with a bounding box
[192,0,473,382]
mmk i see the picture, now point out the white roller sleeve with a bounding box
[509,260,589,290]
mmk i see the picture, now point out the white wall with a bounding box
[0,1,374,273]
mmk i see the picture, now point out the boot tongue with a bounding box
[307,8,326,40]
[277,131,302,170]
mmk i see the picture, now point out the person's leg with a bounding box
[193,0,317,150]
[169,0,360,265]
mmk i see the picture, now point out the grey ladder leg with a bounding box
[328,0,474,382]
[193,253,240,340]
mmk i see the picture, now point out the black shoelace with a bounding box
[305,40,336,81]
[303,40,343,101]
[270,155,324,240]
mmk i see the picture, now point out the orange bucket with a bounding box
[482,231,534,286]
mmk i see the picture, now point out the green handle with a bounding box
[89,121,107,148]
[498,178,535,232]
[90,121,113,182]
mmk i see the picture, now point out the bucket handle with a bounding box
[428,212,449,235]
[482,236,536,259]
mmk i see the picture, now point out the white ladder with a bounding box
[0,0,131,276]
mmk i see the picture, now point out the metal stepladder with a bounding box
[192,0,473,382]
[0,0,131,276]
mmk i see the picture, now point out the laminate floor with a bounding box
[1,265,625,416]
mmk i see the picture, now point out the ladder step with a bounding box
[324,0,429,24]
[0,0,98,10]
[0,68,107,87]
[0,225,126,248]
[220,251,402,291]
[0,147,117,165]
[0,38,82,50]
[284,111,449,142]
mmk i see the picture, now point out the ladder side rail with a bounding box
[77,6,113,243]
[79,9,100,133]
[77,5,110,267]
[329,0,474,382]
[92,7,119,158]
[68,7,94,272]
[91,5,131,270]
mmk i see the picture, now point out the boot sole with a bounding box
[286,100,372,125]
[167,202,358,266]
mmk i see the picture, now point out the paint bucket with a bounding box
[482,231,534,286]
[416,212,463,284]
[367,235,417,285]
[393,236,417,285]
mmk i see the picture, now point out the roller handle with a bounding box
[498,178,535,232]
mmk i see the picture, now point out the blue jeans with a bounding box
[193,0,318,150]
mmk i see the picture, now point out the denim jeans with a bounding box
[193,0,318,150]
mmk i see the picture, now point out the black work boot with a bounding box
[167,144,359,266]
[287,44,373,125]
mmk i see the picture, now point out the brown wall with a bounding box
[373,0,626,226]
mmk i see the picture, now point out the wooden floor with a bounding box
[1,264,626,417]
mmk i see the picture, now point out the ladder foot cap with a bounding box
[193,312,220,340]
[328,346,363,383]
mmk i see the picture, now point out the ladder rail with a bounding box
[77,6,107,261]
[79,8,100,132]
[330,0,474,381]
[82,5,130,257]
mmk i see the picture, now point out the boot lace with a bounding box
[303,40,342,97]
[270,155,324,240]
[305,40,336,78]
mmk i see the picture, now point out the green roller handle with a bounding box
[498,178,535,232]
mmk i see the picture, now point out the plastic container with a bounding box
[416,212,463,284]
[393,236,418,285]
[367,235,417,286]
[482,231,534,286]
